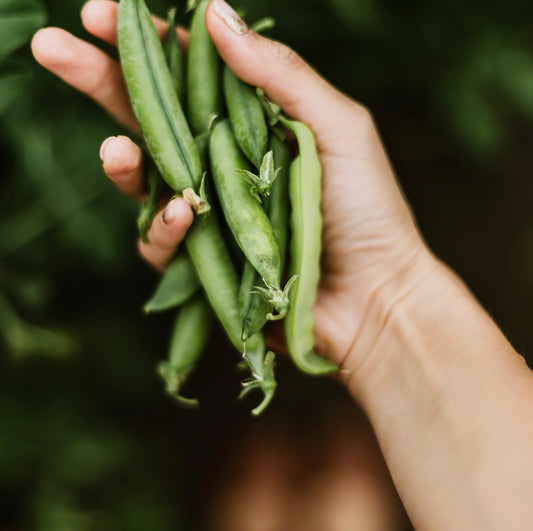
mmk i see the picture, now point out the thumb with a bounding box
[205,0,369,149]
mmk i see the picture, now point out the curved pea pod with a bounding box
[143,253,200,313]
[164,7,186,107]
[185,213,276,415]
[117,0,202,190]
[187,0,220,135]
[209,120,282,290]
[280,117,338,375]
[223,66,268,169]
[157,293,213,408]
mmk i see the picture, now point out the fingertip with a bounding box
[81,0,119,43]
[162,197,194,229]
[101,135,142,175]
[31,27,72,67]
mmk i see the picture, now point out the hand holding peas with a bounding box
[34,2,533,528]
[32,0,432,370]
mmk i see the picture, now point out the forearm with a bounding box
[346,251,533,530]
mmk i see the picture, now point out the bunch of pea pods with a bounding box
[118,0,337,415]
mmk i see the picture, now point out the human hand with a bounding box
[32,0,436,377]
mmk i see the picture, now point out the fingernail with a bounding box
[162,199,176,225]
[99,136,116,161]
[213,0,248,35]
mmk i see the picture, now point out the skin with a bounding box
[32,1,533,529]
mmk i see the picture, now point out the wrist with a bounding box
[339,247,477,403]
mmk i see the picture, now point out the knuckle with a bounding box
[348,102,375,139]
[270,40,306,70]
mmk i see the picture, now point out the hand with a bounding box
[32,0,435,374]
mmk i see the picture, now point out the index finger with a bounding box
[31,27,139,131]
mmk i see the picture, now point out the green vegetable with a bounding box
[137,159,167,244]
[117,0,202,191]
[187,0,220,135]
[163,7,186,107]
[223,65,268,169]
[157,293,213,408]
[240,135,291,340]
[209,120,281,290]
[143,253,200,313]
[280,117,338,375]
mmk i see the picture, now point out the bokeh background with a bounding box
[2,0,533,529]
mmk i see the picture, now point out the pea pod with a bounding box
[137,159,168,243]
[223,66,268,169]
[185,212,276,415]
[144,253,200,313]
[157,293,213,408]
[280,117,338,375]
[209,120,281,290]
[187,0,220,135]
[164,7,186,107]
[117,0,201,190]
[240,135,291,340]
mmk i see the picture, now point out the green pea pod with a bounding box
[223,66,268,169]
[137,159,168,243]
[157,293,213,408]
[240,135,291,340]
[117,0,202,190]
[164,7,186,107]
[240,261,271,341]
[185,215,276,415]
[187,0,220,135]
[268,134,291,268]
[209,120,281,290]
[144,253,200,313]
[280,117,338,375]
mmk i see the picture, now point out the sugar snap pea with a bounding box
[240,135,291,340]
[223,66,268,169]
[209,120,282,290]
[164,7,186,107]
[137,159,168,243]
[280,117,338,375]
[143,252,200,313]
[157,293,213,408]
[187,0,220,135]
[117,0,201,191]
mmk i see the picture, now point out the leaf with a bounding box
[0,64,29,116]
[0,0,47,59]
[143,253,200,313]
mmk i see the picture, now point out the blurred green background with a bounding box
[1,0,533,529]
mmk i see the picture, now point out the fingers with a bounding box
[138,198,194,272]
[31,28,138,130]
[98,135,191,271]
[205,0,370,151]
[81,0,189,49]
[99,135,145,199]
